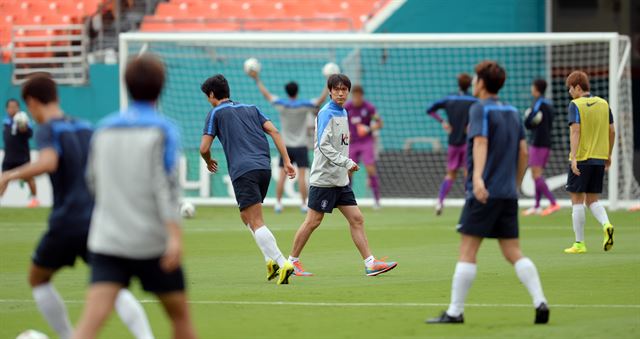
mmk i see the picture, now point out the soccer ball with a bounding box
[16,330,49,339]
[243,57,261,74]
[322,62,341,78]
[180,201,196,219]
[525,108,543,126]
[13,111,29,128]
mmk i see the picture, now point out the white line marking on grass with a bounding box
[1,299,638,309]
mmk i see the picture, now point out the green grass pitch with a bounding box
[1,206,639,338]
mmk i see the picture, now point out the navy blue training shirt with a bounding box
[427,92,478,146]
[524,96,554,148]
[465,98,525,200]
[36,117,94,232]
[2,114,33,166]
[203,101,271,181]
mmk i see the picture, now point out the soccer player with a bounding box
[200,73,296,284]
[426,74,478,215]
[522,79,560,216]
[345,85,383,209]
[427,61,549,324]
[287,74,397,277]
[0,74,154,339]
[73,56,195,339]
[248,70,328,213]
[2,98,39,207]
[563,70,615,254]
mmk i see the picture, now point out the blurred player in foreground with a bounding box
[2,98,39,207]
[563,71,615,254]
[200,74,296,284]
[522,79,559,216]
[0,74,154,339]
[345,85,383,209]
[248,69,328,213]
[426,74,478,215]
[287,74,397,277]
[427,61,549,325]
[73,56,195,339]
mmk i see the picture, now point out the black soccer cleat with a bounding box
[535,303,550,324]
[426,311,464,324]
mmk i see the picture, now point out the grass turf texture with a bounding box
[1,206,639,338]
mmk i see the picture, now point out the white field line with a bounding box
[0,299,638,309]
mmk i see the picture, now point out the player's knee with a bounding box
[28,274,51,287]
[349,214,364,228]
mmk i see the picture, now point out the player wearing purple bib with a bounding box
[344,85,383,209]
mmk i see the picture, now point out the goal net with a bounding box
[119,33,638,209]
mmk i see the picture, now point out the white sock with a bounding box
[446,262,477,317]
[364,256,375,269]
[288,256,299,263]
[248,224,270,262]
[514,257,547,308]
[589,201,610,226]
[115,289,155,339]
[32,283,73,339]
[572,204,586,243]
[254,226,286,266]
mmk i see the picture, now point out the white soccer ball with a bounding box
[180,201,196,219]
[322,62,341,78]
[13,111,29,128]
[525,108,543,126]
[243,57,261,74]
[16,330,49,339]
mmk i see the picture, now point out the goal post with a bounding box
[118,32,638,210]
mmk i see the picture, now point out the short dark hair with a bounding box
[565,71,590,91]
[532,78,547,95]
[351,84,364,95]
[474,61,506,94]
[5,98,19,108]
[125,55,165,102]
[327,74,351,91]
[21,73,58,104]
[201,74,230,100]
[457,73,472,92]
[285,81,298,97]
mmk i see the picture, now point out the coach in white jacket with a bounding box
[286,74,398,278]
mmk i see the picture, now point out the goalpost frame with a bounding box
[118,32,633,209]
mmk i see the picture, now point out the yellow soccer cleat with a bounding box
[277,260,294,285]
[564,242,587,254]
[603,223,614,252]
[266,259,279,281]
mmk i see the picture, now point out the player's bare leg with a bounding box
[436,170,457,215]
[298,168,308,212]
[499,238,549,324]
[157,291,196,339]
[365,164,381,209]
[275,168,286,213]
[288,209,324,276]
[73,283,121,339]
[26,177,39,207]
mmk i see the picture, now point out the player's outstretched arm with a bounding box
[199,135,218,173]
[263,121,296,179]
[0,148,58,196]
[314,87,330,106]
[472,136,489,203]
[249,71,275,103]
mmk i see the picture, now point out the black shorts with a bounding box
[90,252,185,294]
[232,169,271,210]
[2,159,30,172]
[279,146,309,168]
[32,229,89,269]
[308,185,357,213]
[458,198,519,239]
[565,164,605,193]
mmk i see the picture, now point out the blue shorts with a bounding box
[308,185,357,213]
[90,252,185,294]
[32,228,89,269]
[232,169,271,210]
[458,198,519,239]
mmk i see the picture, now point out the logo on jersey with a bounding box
[341,134,349,146]
[586,102,597,107]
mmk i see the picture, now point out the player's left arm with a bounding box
[263,120,295,179]
[371,105,383,131]
[606,108,615,170]
[0,148,57,195]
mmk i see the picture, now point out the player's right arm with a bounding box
[606,108,615,170]
[426,98,450,133]
[248,71,275,103]
[317,115,357,171]
[467,104,489,203]
[0,124,58,195]
[200,109,219,173]
[568,102,581,175]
